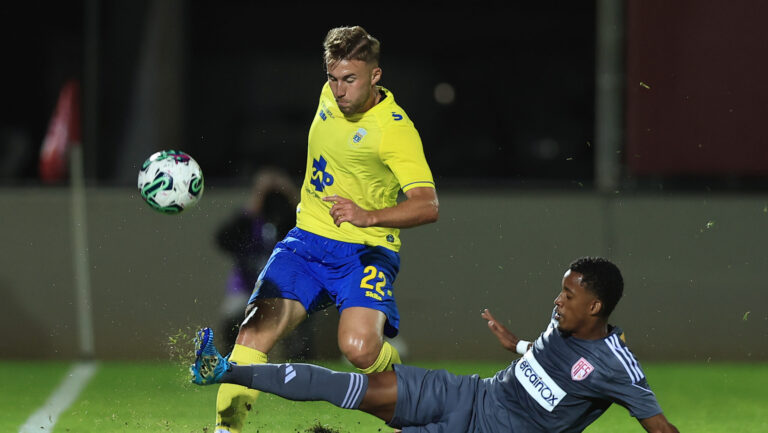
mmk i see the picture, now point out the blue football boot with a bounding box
[190,327,230,385]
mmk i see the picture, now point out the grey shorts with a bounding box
[388,364,481,433]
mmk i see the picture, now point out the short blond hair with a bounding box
[323,26,380,67]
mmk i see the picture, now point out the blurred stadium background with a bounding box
[1,0,767,416]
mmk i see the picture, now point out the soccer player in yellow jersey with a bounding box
[213,26,439,433]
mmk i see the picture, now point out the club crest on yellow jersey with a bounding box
[351,128,368,145]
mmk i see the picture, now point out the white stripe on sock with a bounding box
[341,373,361,408]
[285,365,296,383]
[350,374,363,408]
[342,373,365,409]
[340,373,356,408]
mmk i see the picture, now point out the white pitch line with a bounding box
[18,361,99,433]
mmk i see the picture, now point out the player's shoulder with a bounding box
[320,81,332,96]
[315,83,340,119]
[375,87,415,127]
[596,327,647,383]
[598,326,627,356]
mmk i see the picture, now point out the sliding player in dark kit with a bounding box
[193,257,678,433]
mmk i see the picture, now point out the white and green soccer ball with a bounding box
[137,150,204,214]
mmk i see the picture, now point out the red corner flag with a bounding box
[39,80,81,182]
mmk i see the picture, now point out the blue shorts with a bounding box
[389,365,481,433]
[249,227,401,337]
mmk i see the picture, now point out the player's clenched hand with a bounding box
[323,195,373,228]
[482,309,520,353]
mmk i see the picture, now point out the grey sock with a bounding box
[221,363,368,409]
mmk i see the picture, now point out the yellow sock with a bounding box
[215,344,268,433]
[359,341,401,374]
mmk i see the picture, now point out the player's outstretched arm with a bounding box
[481,309,531,353]
[639,413,679,433]
[324,186,438,228]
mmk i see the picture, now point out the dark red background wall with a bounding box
[626,0,768,176]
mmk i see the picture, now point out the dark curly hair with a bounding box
[569,257,624,317]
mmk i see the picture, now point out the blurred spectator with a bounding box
[0,127,34,180]
[215,167,307,355]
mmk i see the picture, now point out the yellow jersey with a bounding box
[296,83,434,252]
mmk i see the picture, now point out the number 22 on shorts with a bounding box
[360,265,388,301]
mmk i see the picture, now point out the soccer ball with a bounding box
[138,150,204,214]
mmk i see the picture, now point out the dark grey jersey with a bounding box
[476,311,662,432]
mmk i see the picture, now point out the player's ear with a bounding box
[589,299,603,317]
[371,66,382,85]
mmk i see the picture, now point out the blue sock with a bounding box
[221,363,368,409]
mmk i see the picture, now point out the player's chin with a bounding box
[337,102,355,114]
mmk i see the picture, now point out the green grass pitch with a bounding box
[2,360,766,432]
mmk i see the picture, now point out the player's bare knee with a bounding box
[339,338,381,369]
[343,347,379,369]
